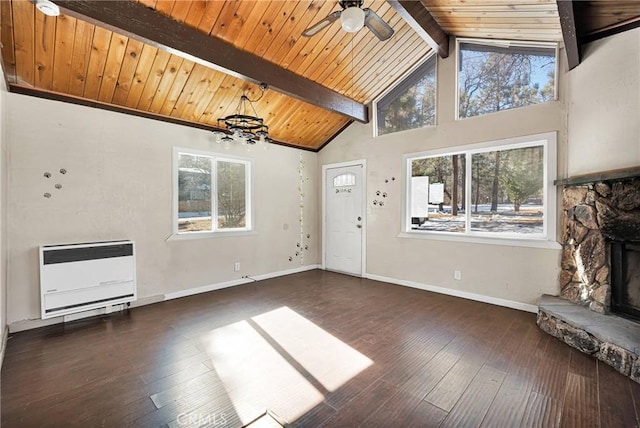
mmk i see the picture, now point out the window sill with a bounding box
[397,231,561,249]
[167,230,258,241]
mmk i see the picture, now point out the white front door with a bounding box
[324,164,364,276]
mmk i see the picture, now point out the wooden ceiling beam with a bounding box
[53,0,369,123]
[387,0,449,58]
[556,0,581,70]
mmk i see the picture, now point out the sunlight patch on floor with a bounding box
[202,319,324,423]
[202,306,373,424]
[252,306,373,392]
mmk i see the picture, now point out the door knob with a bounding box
[357,216,362,221]
[357,224,362,229]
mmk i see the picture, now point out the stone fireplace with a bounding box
[559,177,640,315]
[537,170,640,383]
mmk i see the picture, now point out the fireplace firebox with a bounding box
[611,241,640,320]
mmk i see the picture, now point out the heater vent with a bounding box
[39,240,136,319]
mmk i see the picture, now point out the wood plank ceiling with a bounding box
[425,0,562,42]
[0,0,602,151]
[573,0,640,40]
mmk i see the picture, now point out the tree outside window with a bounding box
[407,138,551,239]
[377,55,436,135]
[176,151,251,234]
[458,41,556,119]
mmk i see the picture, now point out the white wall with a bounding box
[567,27,640,175]
[319,44,568,307]
[6,94,319,329]
[0,66,8,357]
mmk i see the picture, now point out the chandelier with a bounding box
[214,83,271,145]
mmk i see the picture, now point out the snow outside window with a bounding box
[404,133,557,243]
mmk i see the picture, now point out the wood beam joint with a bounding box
[387,0,449,58]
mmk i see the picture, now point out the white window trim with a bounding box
[400,132,560,249]
[454,37,559,121]
[169,146,255,241]
[373,51,438,138]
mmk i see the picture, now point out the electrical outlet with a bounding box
[234,262,240,272]
[454,270,462,280]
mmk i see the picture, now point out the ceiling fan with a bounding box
[302,0,394,41]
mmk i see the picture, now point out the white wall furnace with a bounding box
[39,240,136,319]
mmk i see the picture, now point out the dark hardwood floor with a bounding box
[1,270,639,427]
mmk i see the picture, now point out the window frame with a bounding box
[170,146,255,240]
[373,51,438,137]
[400,132,559,249]
[455,38,559,121]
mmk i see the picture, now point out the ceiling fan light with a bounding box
[35,0,60,16]
[340,7,365,33]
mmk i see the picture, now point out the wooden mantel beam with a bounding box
[556,0,581,70]
[387,0,449,58]
[54,0,369,123]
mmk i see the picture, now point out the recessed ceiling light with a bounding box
[34,0,60,17]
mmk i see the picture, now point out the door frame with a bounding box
[322,159,367,276]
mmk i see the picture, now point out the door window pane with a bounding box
[333,173,356,187]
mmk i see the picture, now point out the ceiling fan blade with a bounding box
[363,8,394,41]
[302,11,342,37]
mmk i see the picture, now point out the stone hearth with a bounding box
[538,295,640,382]
[538,171,640,384]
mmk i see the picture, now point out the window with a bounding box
[404,133,556,244]
[376,54,436,136]
[457,40,556,119]
[174,148,252,236]
[334,173,356,187]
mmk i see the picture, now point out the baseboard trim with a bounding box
[163,264,320,301]
[9,264,321,333]
[163,278,253,301]
[364,273,538,313]
[0,325,8,370]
